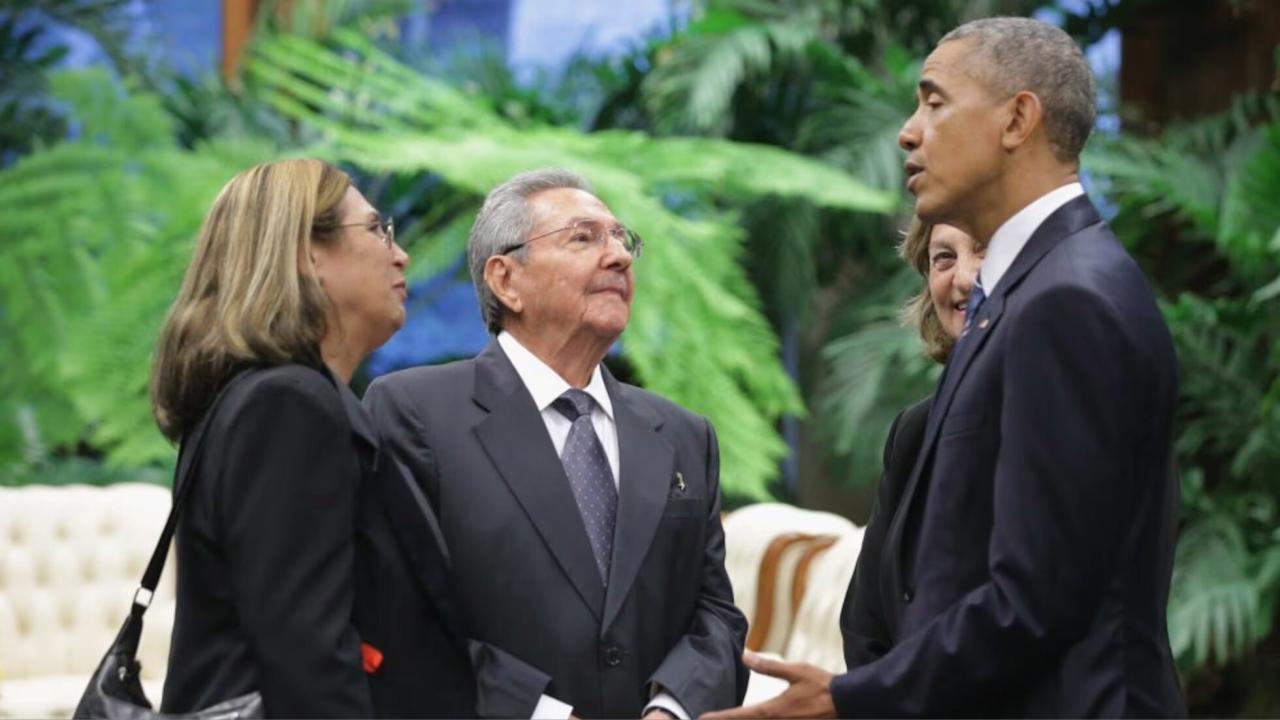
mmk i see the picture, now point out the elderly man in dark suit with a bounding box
[365,168,747,719]
[707,17,1185,719]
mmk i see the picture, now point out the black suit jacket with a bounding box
[839,396,930,669]
[829,196,1186,717]
[364,341,748,719]
[161,364,537,718]
[162,365,374,718]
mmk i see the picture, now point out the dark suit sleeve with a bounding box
[217,373,373,718]
[840,408,907,669]
[468,639,553,718]
[364,378,552,718]
[648,418,750,716]
[830,286,1142,716]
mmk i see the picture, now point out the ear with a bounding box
[484,255,524,316]
[1000,90,1043,151]
[300,237,325,282]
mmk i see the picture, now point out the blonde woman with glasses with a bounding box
[151,158,416,717]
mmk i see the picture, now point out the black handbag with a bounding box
[74,371,263,720]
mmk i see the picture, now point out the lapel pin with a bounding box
[675,472,686,492]
[978,318,990,329]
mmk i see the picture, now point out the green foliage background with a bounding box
[0,9,895,502]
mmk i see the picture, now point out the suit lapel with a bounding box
[884,195,1105,587]
[471,341,606,621]
[601,370,673,632]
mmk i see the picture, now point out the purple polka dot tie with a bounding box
[553,389,618,584]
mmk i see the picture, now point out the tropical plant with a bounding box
[0,68,277,475]
[0,24,896,501]
[1083,94,1280,707]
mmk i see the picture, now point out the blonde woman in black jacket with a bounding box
[151,158,412,717]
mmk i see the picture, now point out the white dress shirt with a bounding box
[498,331,620,485]
[979,182,1085,294]
[497,332,689,720]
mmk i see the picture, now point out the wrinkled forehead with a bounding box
[527,187,617,230]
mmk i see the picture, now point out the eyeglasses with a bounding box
[498,219,643,258]
[333,216,395,249]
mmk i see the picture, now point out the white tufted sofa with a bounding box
[781,526,865,672]
[723,504,862,705]
[739,527,865,704]
[723,503,856,653]
[0,483,174,719]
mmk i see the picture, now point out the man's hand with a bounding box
[643,709,677,720]
[700,652,837,720]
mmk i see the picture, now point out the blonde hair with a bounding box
[898,216,954,364]
[151,158,351,441]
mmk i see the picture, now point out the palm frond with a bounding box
[639,3,820,135]
[1169,516,1274,667]
[0,71,277,470]
[816,265,938,488]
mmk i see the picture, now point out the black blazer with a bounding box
[839,396,930,669]
[161,364,534,719]
[161,365,374,718]
[364,341,749,719]
[829,196,1186,717]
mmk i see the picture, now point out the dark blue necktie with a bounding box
[960,279,987,338]
[553,389,618,584]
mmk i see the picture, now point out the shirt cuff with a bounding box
[531,693,573,720]
[644,690,690,720]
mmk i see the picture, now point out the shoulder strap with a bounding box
[127,368,254,620]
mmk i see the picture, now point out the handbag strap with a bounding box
[128,368,254,621]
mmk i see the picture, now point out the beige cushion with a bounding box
[740,528,867,707]
[723,504,855,654]
[0,483,174,717]
[783,527,866,672]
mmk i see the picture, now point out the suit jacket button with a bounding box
[604,646,623,667]
[902,586,915,604]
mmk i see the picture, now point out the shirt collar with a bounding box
[980,182,1085,294]
[497,331,614,420]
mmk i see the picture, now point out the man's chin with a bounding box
[914,187,963,222]
[914,197,947,224]
[585,313,630,340]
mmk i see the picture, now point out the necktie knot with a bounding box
[553,389,595,422]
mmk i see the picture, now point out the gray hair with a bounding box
[467,167,591,334]
[940,17,1096,162]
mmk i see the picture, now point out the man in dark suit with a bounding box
[365,168,747,719]
[707,17,1185,718]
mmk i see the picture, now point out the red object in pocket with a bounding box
[361,642,384,674]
